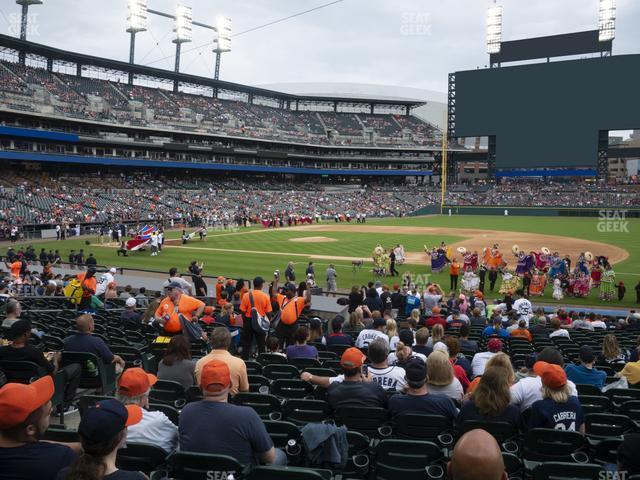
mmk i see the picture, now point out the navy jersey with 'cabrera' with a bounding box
[528,396,584,431]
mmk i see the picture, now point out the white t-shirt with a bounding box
[471,351,498,377]
[150,235,159,247]
[126,409,178,453]
[95,272,114,296]
[549,329,570,338]
[513,298,533,325]
[369,365,407,391]
[510,376,578,412]
[355,329,389,349]
[387,351,427,366]
[427,378,464,402]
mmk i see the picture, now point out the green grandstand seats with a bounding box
[116,442,168,475]
[585,413,634,444]
[247,374,271,393]
[523,428,588,472]
[532,462,602,480]
[232,392,282,419]
[257,353,287,365]
[148,403,180,426]
[577,384,603,396]
[282,399,330,425]
[167,452,244,480]
[335,407,390,438]
[245,360,262,375]
[373,439,444,480]
[606,388,640,408]
[263,420,301,449]
[61,351,117,394]
[149,379,186,408]
[288,358,322,370]
[579,395,613,414]
[270,379,314,399]
[392,413,454,445]
[263,363,300,381]
[456,420,520,448]
[245,466,333,480]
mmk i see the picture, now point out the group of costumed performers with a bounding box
[422,240,616,301]
[370,244,406,277]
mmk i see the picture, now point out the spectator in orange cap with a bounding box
[528,361,585,432]
[326,347,387,411]
[0,376,79,480]
[117,367,178,453]
[179,359,286,465]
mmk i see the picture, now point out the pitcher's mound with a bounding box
[289,236,337,243]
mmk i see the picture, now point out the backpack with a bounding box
[249,292,270,334]
[63,278,84,305]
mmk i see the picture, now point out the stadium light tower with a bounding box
[126,0,148,84]
[213,16,232,84]
[598,0,616,42]
[173,4,193,75]
[486,3,503,56]
[15,0,42,65]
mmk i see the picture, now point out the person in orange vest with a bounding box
[154,282,206,340]
[239,277,272,360]
[270,275,311,348]
[76,267,98,310]
[450,258,461,291]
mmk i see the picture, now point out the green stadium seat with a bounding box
[167,452,245,480]
[374,439,444,480]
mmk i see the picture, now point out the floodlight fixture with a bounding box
[215,16,232,52]
[486,4,503,54]
[127,0,148,33]
[174,4,193,43]
[598,0,616,42]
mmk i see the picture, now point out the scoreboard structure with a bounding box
[448,29,640,179]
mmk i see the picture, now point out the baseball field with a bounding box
[15,214,640,308]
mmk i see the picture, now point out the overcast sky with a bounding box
[0,0,638,93]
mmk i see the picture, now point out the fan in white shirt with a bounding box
[355,318,389,349]
[95,267,117,297]
[512,294,533,326]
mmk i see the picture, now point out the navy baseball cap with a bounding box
[405,357,427,383]
[79,399,142,444]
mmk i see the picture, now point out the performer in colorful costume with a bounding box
[600,264,616,301]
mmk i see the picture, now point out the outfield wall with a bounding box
[411,206,640,218]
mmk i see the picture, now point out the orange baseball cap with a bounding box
[534,361,567,389]
[200,359,231,393]
[204,306,214,315]
[118,367,157,397]
[0,375,54,429]
[340,347,366,369]
[217,276,225,282]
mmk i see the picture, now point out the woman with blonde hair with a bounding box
[427,323,445,349]
[409,308,421,326]
[529,361,585,432]
[466,352,515,394]
[597,334,629,372]
[386,318,399,350]
[426,350,464,402]
[347,308,365,334]
[456,365,522,430]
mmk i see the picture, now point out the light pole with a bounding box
[15,0,42,64]
[126,0,148,84]
[213,16,231,97]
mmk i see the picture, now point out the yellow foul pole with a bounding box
[440,112,448,214]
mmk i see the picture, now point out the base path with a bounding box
[292,224,629,266]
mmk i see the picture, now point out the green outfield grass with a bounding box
[7,214,640,309]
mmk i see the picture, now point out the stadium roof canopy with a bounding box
[0,34,426,113]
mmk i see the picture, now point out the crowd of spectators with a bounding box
[1,261,640,479]
[0,60,439,147]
